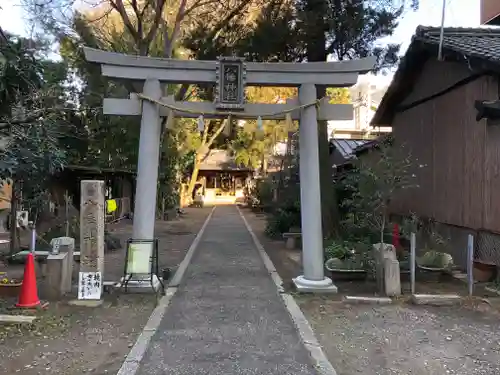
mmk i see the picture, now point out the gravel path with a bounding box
[0,207,212,375]
[297,296,500,375]
[239,208,301,291]
[136,206,318,375]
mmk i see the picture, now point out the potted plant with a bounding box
[0,272,22,297]
[417,221,453,273]
[473,260,497,283]
[324,240,368,281]
[417,250,453,271]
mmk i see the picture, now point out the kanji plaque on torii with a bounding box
[215,56,246,110]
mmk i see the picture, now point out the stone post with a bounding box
[47,236,75,299]
[293,84,337,293]
[132,78,162,241]
[46,253,69,300]
[384,259,401,297]
[80,180,105,275]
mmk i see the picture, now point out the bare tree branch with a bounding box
[165,0,188,58]
[142,0,167,54]
[108,0,140,45]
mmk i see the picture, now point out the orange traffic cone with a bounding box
[16,253,41,308]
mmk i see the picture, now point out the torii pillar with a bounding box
[293,84,337,293]
[133,78,162,241]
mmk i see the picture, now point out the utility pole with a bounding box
[437,0,447,61]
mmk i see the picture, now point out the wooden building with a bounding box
[371,26,500,267]
[481,0,500,25]
[197,150,253,204]
[51,165,135,210]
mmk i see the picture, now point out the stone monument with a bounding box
[373,243,398,294]
[46,236,75,300]
[384,258,402,296]
[80,180,105,275]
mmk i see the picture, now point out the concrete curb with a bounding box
[343,296,393,305]
[485,286,500,296]
[116,206,215,375]
[410,293,462,306]
[237,206,337,375]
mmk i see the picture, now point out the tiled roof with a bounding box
[198,149,252,171]
[413,26,500,62]
[331,139,370,160]
[371,26,500,126]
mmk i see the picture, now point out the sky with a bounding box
[0,0,482,84]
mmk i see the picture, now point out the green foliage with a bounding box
[264,206,301,238]
[325,239,353,260]
[324,239,370,270]
[0,31,72,220]
[0,35,43,117]
[184,0,418,70]
[326,87,351,104]
[250,177,302,239]
[340,136,421,245]
[418,250,453,269]
[255,179,274,205]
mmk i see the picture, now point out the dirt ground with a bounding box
[297,296,500,375]
[0,207,211,375]
[241,208,500,375]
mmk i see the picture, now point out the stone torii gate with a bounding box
[83,47,375,293]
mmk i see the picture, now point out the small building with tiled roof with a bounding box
[195,150,253,205]
[329,138,371,168]
[371,26,500,268]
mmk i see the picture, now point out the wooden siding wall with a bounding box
[391,60,500,232]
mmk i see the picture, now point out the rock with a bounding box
[104,232,122,251]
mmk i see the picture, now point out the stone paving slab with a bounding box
[136,206,318,375]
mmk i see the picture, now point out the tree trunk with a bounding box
[304,0,340,239]
[9,183,19,255]
[185,120,227,200]
[187,160,201,201]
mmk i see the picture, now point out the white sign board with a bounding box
[126,242,153,274]
[78,272,102,300]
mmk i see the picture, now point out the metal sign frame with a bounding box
[122,238,164,294]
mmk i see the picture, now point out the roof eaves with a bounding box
[370,38,431,126]
[371,26,500,127]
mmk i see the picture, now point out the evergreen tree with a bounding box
[183,0,418,237]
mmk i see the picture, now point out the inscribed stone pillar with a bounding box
[373,243,397,294]
[384,258,401,297]
[80,180,105,275]
[292,84,337,293]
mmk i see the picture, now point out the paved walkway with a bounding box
[136,206,318,375]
